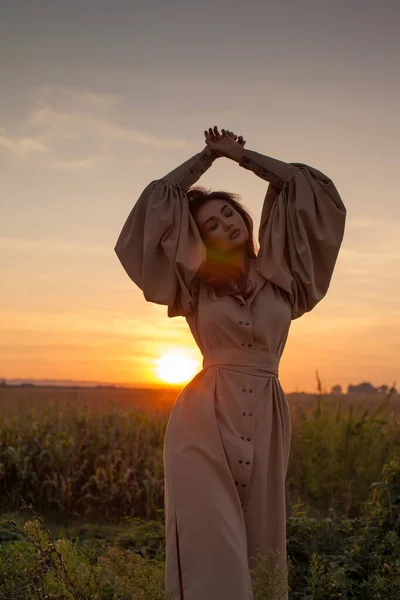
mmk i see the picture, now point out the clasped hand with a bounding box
[204,126,246,161]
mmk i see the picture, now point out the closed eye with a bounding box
[207,209,233,231]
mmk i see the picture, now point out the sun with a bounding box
[155,350,201,384]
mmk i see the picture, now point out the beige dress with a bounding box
[114,146,347,600]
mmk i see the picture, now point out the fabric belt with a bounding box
[202,348,279,378]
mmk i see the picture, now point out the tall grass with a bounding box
[0,385,399,521]
[288,389,400,517]
[0,401,166,520]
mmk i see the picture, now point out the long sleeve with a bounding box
[238,149,347,320]
[114,147,215,317]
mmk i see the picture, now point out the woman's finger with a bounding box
[209,126,218,141]
[213,125,222,140]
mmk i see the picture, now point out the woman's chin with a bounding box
[230,232,248,248]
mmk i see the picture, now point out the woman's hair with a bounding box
[187,186,258,299]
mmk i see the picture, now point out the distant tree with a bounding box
[380,384,398,395]
[0,379,7,387]
[377,384,389,394]
[331,384,343,395]
[348,382,377,394]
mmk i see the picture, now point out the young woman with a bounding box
[114,126,347,600]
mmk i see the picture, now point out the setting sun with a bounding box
[155,351,201,384]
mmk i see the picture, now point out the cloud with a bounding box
[1,84,190,167]
[340,246,400,267]
[28,105,187,150]
[0,308,192,350]
[0,130,50,157]
[30,85,122,112]
[0,236,109,256]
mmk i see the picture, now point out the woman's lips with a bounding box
[229,229,240,239]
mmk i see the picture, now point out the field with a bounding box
[1,384,400,599]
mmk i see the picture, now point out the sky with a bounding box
[1,0,399,393]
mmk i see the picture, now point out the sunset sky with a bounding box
[1,1,399,392]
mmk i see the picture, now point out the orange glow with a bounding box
[155,350,201,384]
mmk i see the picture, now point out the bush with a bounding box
[1,455,400,599]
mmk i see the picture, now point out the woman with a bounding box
[114,126,347,600]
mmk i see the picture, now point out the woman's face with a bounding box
[195,199,249,255]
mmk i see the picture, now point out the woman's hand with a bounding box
[204,126,246,162]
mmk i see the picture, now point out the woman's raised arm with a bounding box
[204,126,297,189]
[114,140,219,317]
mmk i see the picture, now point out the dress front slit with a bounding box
[175,520,184,599]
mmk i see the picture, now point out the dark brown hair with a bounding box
[187,186,258,299]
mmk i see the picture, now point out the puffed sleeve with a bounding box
[114,147,215,317]
[239,149,346,320]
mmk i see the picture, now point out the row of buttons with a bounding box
[236,329,253,507]
[236,414,252,506]
[238,304,252,358]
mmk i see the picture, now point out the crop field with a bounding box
[1,385,399,521]
[1,385,400,599]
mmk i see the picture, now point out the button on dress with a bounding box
[114,146,347,600]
